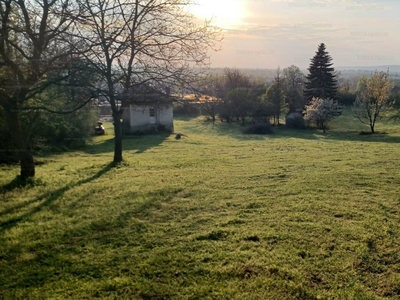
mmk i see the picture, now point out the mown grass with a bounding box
[1,109,400,299]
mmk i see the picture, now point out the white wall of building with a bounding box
[157,106,173,129]
[126,104,173,133]
[130,106,150,127]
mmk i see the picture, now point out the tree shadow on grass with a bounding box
[270,128,400,144]
[0,162,116,234]
[205,121,400,144]
[190,113,400,143]
[83,134,171,155]
[0,187,183,296]
[0,176,43,194]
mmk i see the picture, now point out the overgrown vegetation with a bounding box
[1,113,400,299]
[0,101,98,164]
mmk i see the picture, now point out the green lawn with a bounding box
[1,110,400,299]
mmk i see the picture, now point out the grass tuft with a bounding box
[196,230,230,241]
[243,235,260,242]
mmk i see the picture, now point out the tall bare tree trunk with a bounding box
[2,104,35,178]
[113,110,123,163]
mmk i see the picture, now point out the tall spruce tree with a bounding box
[304,43,337,102]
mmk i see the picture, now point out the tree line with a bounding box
[194,43,400,135]
[196,65,305,126]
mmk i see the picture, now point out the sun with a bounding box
[188,0,246,28]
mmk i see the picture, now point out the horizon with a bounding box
[207,64,400,70]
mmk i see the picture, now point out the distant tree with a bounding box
[303,97,341,133]
[198,98,219,122]
[388,80,400,121]
[263,68,288,125]
[227,87,254,126]
[353,72,394,133]
[196,75,223,122]
[304,43,337,102]
[223,68,251,91]
[335,71,356,106]
[209,69,268,125]
[282,65,305,112]
[251,77,268,98]
[254,93,274,123]
[336,71,351,92]
[218,69,251,123]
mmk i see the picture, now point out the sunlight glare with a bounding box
[189,0,246,28]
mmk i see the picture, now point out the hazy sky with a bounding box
[189,0,400,69]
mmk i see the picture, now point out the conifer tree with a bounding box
[304,43,337,102]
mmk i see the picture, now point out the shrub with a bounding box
[35,105,98,150]
[173,101,201,116]
[244,122,273,135]
[285,112,306,129]
[0,103,98,162]
[303,97,341,133]
[337,90,356,106]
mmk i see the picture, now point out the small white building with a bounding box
[119,84,174,134]
[122,103,174,134]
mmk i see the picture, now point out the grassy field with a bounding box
[1,110,400,299]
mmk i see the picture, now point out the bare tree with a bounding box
[223,68,251,91]
[353,72,394,133]
[193,75,222,122]
[283,65,305,89]
[199,95,221,122]
[79,0,221,163]
[0,0,89,178]
[335,71,351,92]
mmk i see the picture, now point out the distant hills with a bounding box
[336,65,400,72]
[209,65,400,81]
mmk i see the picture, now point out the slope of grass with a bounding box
[1,111,400,299]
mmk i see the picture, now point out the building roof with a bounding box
[118,84,174,106]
